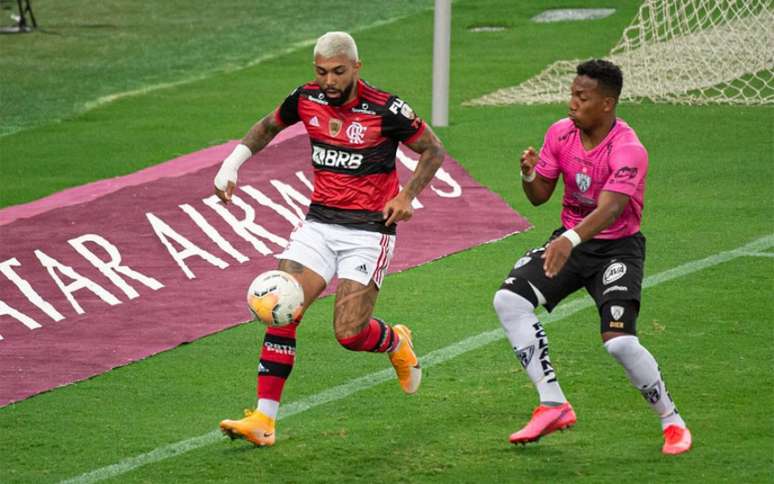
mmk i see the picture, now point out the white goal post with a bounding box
[467,0,774,106]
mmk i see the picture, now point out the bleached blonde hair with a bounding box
[313,32,359,61]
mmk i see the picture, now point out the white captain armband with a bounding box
[214,143,252,191]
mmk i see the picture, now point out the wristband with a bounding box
[214,143,252,191]
[521,170,537,183]
[561,229,582,248]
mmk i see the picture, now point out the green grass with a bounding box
[0,0,433,138]
[1,0,773,482]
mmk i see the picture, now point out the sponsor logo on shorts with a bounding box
[603,262,627,285]
[355,263,368,274]
[312,145,363,169]
[514,256,531,269]
[346,122,367,144]
[603,285,628,295]
[610,305,625,320]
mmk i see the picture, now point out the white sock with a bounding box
[605,335,686,430]
[257,399,279,420]
[493,289,566,405]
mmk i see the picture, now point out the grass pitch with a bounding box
[1,0,772,482]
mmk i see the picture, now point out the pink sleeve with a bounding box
[535,125,560,180]
[602,143,648,196]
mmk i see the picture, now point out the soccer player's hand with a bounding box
[214,181,236,204]
[520,146,539,177]
[383,193,414,226]
[542,236,572,278]
[214,164,237,204]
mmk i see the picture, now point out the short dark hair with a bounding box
[576,59,623,98]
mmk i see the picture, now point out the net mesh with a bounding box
[467,0,774,106]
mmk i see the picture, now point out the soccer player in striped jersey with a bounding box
[214,31,445,446]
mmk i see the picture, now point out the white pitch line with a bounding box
[62,234,773,484]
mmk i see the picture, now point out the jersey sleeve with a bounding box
[535,123,562,180]
[602,142,648,196]
[274,86,302,127]
[381,96,426,144]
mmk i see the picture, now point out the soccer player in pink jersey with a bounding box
[493,60,691,455]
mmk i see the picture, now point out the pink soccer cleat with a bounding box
[509,402,576,444]
[662,424,692,455]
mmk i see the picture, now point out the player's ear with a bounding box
[603,96,616,113]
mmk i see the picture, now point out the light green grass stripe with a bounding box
[0,15,427,140]
[61,233,773,484]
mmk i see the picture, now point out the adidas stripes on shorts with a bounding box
[277,220,396,288]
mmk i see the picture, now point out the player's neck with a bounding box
[580,117,616,150]
[344,79,360,105]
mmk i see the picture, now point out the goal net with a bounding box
[467,0,774,106]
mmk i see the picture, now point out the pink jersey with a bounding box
[535,118,648,239]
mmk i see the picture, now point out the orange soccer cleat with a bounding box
[509,402,576,444]
[220,409,276,447]
[388,324,422,394]
[662,424,692,455]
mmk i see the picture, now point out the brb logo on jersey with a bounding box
[312,145,363,170]
[345,122,367,144]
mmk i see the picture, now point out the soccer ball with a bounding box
[246,270,304,327]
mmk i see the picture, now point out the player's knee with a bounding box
[493,288,535,319]
[604,334,643,365]
[599,300,638,336]
[496,276,539,310]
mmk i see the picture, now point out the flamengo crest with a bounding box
[346,122,367,144]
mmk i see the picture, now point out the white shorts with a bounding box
[277,220,396,288]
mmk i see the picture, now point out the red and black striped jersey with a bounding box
[274,79,426,234]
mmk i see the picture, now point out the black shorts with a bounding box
[501,227,645,314]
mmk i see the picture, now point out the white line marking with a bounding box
[737,251,774,258]
[62,234,773,483]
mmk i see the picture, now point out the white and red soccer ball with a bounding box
[246,270,304,327]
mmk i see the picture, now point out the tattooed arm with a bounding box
[241,112,284,153]
[214,112,285,204]
[383,126,446,226]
